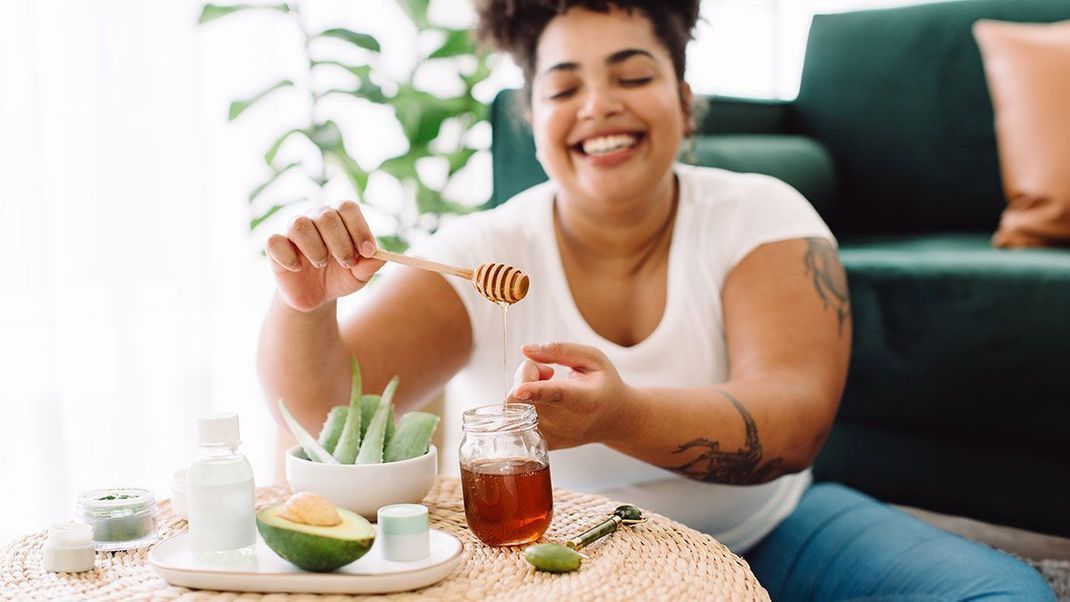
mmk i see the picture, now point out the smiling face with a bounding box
[530,7,691,212]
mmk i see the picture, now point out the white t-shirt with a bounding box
[411,164,835,552]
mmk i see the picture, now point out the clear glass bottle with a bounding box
[459,403,553,546]
[187,412,256,562]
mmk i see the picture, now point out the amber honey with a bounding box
[460,457,553,546]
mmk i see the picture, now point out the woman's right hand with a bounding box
[265,200,385,313]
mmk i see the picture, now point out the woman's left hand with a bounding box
[508,342,634,450]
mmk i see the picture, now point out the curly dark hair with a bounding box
[475,0,701,103]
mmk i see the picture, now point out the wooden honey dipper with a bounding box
[371,249,529,304]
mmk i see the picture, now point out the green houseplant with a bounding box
[199,1,493,252]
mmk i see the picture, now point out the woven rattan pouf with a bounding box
[1,478,769,601]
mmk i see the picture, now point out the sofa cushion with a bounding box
[795,0,1070,235]
[489,91,545,207]
[816,233,1070,535]
[974,19,1070,248]
[689,135,837,218]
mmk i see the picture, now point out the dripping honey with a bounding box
[498,301,509,401]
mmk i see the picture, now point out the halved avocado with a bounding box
[256,504,375,571]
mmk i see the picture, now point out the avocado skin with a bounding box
[256,505,375,572]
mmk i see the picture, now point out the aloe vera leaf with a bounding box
[359,394,379,439]
[317,405,348,454]
[355,376,399,464]
[278,399,338,464]
[332,359,364,464]
[385,401,395,446]
[384,412,439,462]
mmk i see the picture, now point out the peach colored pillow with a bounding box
[973,19,1070,248]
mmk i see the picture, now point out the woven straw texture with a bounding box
[1,478,769,601]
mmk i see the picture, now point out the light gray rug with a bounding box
[1028,559,1070,601]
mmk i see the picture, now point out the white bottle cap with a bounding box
[198,412,240,445]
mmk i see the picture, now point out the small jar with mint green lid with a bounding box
[377,504,429,561]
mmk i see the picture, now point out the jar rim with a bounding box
[77,487,154,512]
[462,403,538,433]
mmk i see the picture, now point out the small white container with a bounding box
[170,469,188,520]
[43,522,96,573]
[377,504,430,562]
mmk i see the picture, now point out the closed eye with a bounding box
[620,77,653,87]
[549,88,578,100]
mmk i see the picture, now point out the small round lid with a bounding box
[77,487,155,511]
[198,411,240,445]
[47,522,93,547]
[377,504,429,536]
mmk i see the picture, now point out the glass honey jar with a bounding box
[459,403,553,546]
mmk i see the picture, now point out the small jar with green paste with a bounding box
[76,487,158,551]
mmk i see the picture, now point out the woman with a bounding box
[258,1,1052,599]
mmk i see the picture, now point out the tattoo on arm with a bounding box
[663,390,784,484]
[804,237,850,336]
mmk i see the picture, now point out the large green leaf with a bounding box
[428,28,473,59]
[331,149,369,196]
[394,0,430,29]
[324,69,388,104]
[228,79,293,121]
[376,234,408,254]
[313,61,372,80]
[323,83,387,104]
[447,94,489,132]
[309,120,344,152]
[317,28,381,53]
[465,98,490,122]
[356,79,387,104]
[248,161,301,203]
[445,147,477,176]
[378,145,430,180]
[264,128,305,166]
[198,3,289,24]
[389,88,469,146]
[461,55,493,91]
[415,182,473,216]
[414,182,437,214]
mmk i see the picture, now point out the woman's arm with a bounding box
[257,201,473,437]
[258,295,354,437]
[513,237,850,485]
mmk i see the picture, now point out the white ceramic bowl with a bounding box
[285,445,437,519]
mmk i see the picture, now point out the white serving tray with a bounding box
[149,529,463,594]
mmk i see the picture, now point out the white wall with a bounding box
[693,0,970,99]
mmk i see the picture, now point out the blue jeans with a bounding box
[745,483,1055,601]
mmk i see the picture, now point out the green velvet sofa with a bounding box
[487,0,1070,538]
